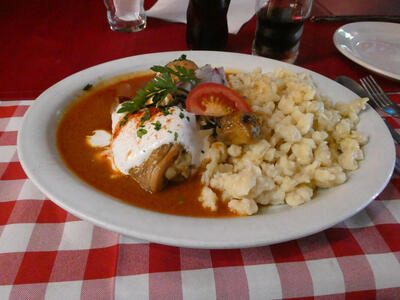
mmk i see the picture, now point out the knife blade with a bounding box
[310,15,400,23]
[383,119,400,145]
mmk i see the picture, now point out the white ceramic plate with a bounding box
[333,22,400,81]
[18,51,395,249]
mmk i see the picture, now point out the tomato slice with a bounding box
[186,83,251,116]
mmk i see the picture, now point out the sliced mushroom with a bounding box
[216,112,261,145]
[166,59,198,83]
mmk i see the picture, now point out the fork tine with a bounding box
[367,75,392,106]
[360,78,384,108]
[361,77,386,108]
[363,90,380,109]
[361,75,400,118]
[363,76,386,106]
[360,79,377,106]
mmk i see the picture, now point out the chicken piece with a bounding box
[129,143,184,193]
[164,150,194,181]
[216,112,261,145]
[111,104,201,193]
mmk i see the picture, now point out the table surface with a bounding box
[1,0,400,299]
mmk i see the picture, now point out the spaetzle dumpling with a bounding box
[199,68,368,215]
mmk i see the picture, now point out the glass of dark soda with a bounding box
[252,0,313,63]
[186,0,231,50]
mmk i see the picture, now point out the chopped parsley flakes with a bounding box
[120,115,129,127]
[161,107,170,116]
[140,109,151,125]
[151,121,162,131]
[83,83,93,91]
[174,132,178,141]
[137,128,147,138]
[174,54,187,62]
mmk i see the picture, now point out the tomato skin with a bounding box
[186,83,251,116]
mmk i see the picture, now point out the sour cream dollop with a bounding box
[86,130,111,147]
[111,105,201,175]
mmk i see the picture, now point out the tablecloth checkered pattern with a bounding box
[1,99,400,299]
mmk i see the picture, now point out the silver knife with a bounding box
[310,15,400,23]
[384,119,400,145]
[335,76,400,173]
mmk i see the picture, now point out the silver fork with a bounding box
[360,75,400,118]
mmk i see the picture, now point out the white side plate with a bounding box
[18,51,395,249]
[334,22,400,81]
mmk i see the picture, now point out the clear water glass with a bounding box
[104,0,147,32]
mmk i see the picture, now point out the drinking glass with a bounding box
[186,0,231,50]
[104,0,146,32]
[252,0,313,63]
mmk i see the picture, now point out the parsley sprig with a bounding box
[117,72,174,114]
[151,65,199,87]
[117,60,200,116]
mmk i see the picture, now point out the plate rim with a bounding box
[17,50,395,249]
[333,21,400,81]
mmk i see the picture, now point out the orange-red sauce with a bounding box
[56,74,235,217]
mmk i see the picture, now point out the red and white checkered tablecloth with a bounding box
[1,99,400,299]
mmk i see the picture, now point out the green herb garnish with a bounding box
[178,198,184,204]
[151,120,162,131]
[186,116,190,121]
[161,107,170,116]
[174,132,178,141]
[167,130,172,134]
[117,58,199,118]
[179,112,184,119]
[117,73,173,115]
[140,109,151,125]
[174,54,187,62]
[83,83,93,91]
[137,128,147,138]
[120,115,129,127]
[151,65,200,87]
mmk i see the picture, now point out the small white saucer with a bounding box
[334,22,400,81]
